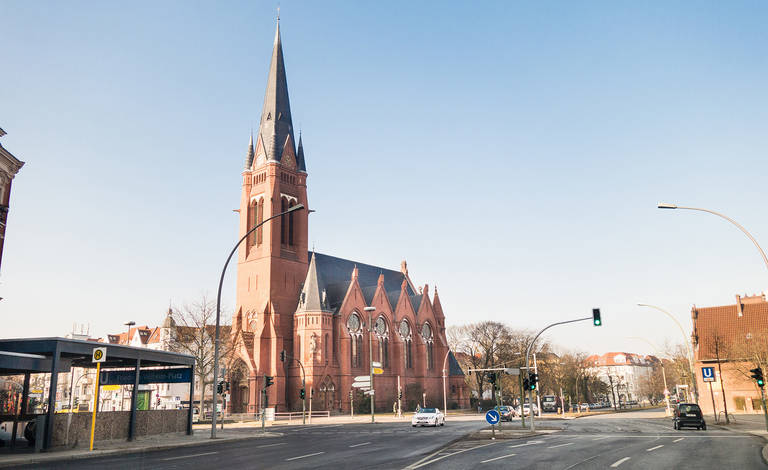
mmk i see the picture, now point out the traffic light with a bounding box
[529,373,538,391]
[751,367,765,387]
[225,381,230,392]
[349,390,353,399]
[487,372,497,385]
[592,308,602,326]
[300,388,306,399]
[523,377,530,390]
[280,350,286,362]
[265,376,275,388]
[398,390,402,400]
[217,381,224,394]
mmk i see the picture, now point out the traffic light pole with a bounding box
[760,387,768,432]
[526,315,594,433]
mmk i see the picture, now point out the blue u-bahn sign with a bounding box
[100,368,192,385]
[701,366,716,382]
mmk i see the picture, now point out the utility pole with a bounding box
[364,306,376,424]
[714,340,730,424]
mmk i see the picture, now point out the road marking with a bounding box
[349,442,371,448]
[548,442,574,449]
[162,451,218,461]
[257,443,286,448]
[286,451,325,461]
[592,436,610,441]
[647,445,664,451]
[407,442,497,469]
[509,440,545,448]
[610,457,631,467]
[481,453,516,464]
[673,437,685,443]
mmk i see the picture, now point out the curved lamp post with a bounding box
[636,303,698,404]
[658,203,768,275]
[211,203,305,438]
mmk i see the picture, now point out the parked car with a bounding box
[515,403,538,416]
[411,408,445,427]
[494,405,515,421]
[192,407,200,423]
[674,403,706,430]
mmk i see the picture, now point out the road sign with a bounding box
[504,368,520,376]
[373,368,384,375]
[702,366,716,382]
[100,368,192,385]
[352,382,370,388]
[354,375,371,382]
[102,384,120,391]
[364,390,375,395]
[485,409,500,425]
[372,361,382,367]
[92,347,106,363]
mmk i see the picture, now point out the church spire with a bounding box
[258,18,295,164]
[245,130,255,169]
[296,132,306,172]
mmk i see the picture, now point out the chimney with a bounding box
[736,294,743,317]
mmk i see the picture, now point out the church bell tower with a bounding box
[233,18,309,412]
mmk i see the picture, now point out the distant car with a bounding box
[495,405,515,421]
[515,403,538,416]
[579,403,590,412]
[411,408,445,427]
[192,408,200,423]
[674,403,706,430]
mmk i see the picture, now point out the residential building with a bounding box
[586,352,657,406]
[0,127,25,274]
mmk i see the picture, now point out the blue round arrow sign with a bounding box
[485,409,500,425]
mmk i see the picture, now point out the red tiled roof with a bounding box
[693,300,768,361]
[587,352,651,367]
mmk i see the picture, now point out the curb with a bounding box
[0,432,283,468]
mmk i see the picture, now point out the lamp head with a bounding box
[657,203,678,209]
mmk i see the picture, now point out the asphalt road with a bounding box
[11,419,486,470]
[407,409,766,469]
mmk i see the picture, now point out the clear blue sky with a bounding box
[3,1,767,357]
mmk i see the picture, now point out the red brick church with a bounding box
[227,20,468,414]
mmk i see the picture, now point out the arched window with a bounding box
[347,313,362,368]
[280,198,288,245]
[288,205,295,246]
[324,333,329,361]
[399,320,412,369]
[355,336,363,368]
[422,322,434,370]
[247,201,257,246]
[374,316,389,368]
[256,198,264,245]
[406,339,413,369]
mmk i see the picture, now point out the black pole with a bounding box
[128,358,141,441]
[43,346,60,451]
[211,203,306,438]
[187,365,195,435]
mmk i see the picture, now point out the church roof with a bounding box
[255,20,299,168]
[303,252,416,314]
[448,351,464,376]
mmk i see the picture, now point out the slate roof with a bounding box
[448,351,464,376]
[301,252,416,314]
[693,299,768,361]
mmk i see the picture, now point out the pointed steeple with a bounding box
[299,252,329,311]
[258,18,295,164]
[245,131,255,169]
[296,132,306,172]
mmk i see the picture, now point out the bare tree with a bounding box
[168,295,238,409]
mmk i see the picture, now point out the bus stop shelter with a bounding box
[0,337,195,451]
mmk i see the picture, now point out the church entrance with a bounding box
[318,375,335,411]
[228,359,250,414]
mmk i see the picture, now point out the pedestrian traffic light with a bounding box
[529,373,538,390]
[225,381,230,392]
[750,367,765,387]
[280,350,286,362]
[592,308,602,326]
[300,388,306,399]
[265,376,274,388]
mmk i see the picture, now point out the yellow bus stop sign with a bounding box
[373,368,384,375]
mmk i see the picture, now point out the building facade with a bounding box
[0,127,25,274]
[586,352,657,405]
[692,293,768,416]
[227,21,468,414]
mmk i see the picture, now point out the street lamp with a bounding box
[124,321,135,345]
[636,303,698,404]
[210,203,306,438]
[364,306,376,424]
[657,203,768,277]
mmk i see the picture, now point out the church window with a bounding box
[280,198,288,245]
[406,339,413,369]
[347,313,363,368]
[256,198,264,245]
[325,333,329,360]
[247,201,256,246]
[422,322,434,370]
[288,207,295,246]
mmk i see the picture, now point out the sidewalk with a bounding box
[708,413,768,464]
[0,428,282,468]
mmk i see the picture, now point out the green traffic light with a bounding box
[759,379,765,387]
[594,319,601,326]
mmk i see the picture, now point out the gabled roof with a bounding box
[311,252,416,314]
[693,297,768,361]
[448,351,464,376]
[298,252,331,312]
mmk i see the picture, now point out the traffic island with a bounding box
[464,428,560,441]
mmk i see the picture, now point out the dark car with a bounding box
[674,403,706,430]
[495,405,515,421]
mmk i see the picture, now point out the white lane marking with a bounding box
[673,437,685,443]
[407,442,497,469]
[162,451,218,461]
[481,453,516,464]
[592,436,610,441]
[610,457,631,467]
[349,442,371,448]
[286,451,325,461]
[257,443,286,448]
[647,445,664,451]
[548,442,574,449]
[509,440,545,448]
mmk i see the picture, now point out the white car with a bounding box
[411,408,445,427]
[515,404,539,416]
